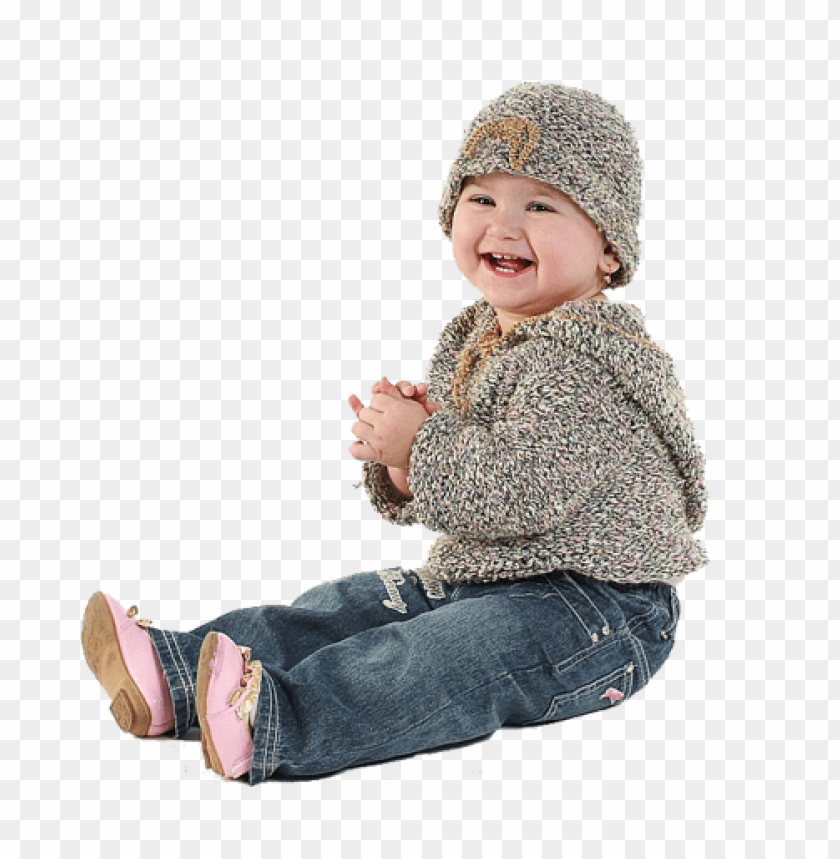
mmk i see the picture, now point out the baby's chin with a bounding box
[481,285,604,319]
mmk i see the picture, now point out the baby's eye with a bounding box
[469,196,553,212]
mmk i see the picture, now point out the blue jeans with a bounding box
[147,568,680,785]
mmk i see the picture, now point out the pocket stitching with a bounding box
[552,631,627,674]
[526,661,635,726]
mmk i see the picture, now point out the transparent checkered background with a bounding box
[0,2,836,857]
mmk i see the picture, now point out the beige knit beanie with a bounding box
[439,82,643,289]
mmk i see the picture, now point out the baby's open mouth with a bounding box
[482,253,534,276]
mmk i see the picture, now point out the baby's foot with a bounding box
[196,631,261,780]
[82,592,175,737]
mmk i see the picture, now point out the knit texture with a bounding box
[356,297,708,586]
[439,82,643,289]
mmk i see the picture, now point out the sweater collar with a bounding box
[473,296,651,346]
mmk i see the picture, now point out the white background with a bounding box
[0,1,835,857]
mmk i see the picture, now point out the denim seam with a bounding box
[258,669,276,778]
[625,629,650,688]
[662,588,680,637]
[166,631,197,727]
[269,674,281,775]
[542,578,597,639]
[265,679,275,778]
[157,630,194,731]
[257,672,285,780]
[563,572,611,629]
[627,607,660,687]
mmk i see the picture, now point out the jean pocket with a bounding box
[519,659,638,727]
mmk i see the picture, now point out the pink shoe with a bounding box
[81,591,175,737]
[196,631,262,780]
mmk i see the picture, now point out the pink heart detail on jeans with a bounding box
[601,687,624,704]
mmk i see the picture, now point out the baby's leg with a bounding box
[244,571,677,784]
[148,567,448,737]
[243,591,528,783]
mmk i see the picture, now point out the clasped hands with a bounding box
[348,377,442,469]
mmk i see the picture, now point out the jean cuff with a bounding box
[148,627,199,738]
[247,667,284,785]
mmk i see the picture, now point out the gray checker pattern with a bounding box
[0,4,836,859]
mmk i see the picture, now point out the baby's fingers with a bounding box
[370,379,427,400]
[372,379,413,397]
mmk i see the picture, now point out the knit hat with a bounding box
[439,82,643,289]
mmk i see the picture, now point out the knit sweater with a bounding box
[356,296,708,587]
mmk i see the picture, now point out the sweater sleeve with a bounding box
[353,315,465,527]
[386,355,639,539]
[355,460,422,526]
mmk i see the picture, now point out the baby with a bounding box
[83,83,707,785]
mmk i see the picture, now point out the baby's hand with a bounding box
[347,381,430,468]
[372,378,442,415]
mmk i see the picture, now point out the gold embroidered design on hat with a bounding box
[463,117,540,171]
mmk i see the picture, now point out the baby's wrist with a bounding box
[386,466,413,500]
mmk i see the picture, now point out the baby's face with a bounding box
[451,172,619,333]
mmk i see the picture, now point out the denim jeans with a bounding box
[147,567,680,785]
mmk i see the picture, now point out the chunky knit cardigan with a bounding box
[356,296,708,587]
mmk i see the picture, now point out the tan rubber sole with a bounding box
[82,591,152,737]
[196,631,228,778]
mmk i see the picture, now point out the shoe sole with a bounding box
[196,631,228,778]
[82,591,152,737]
